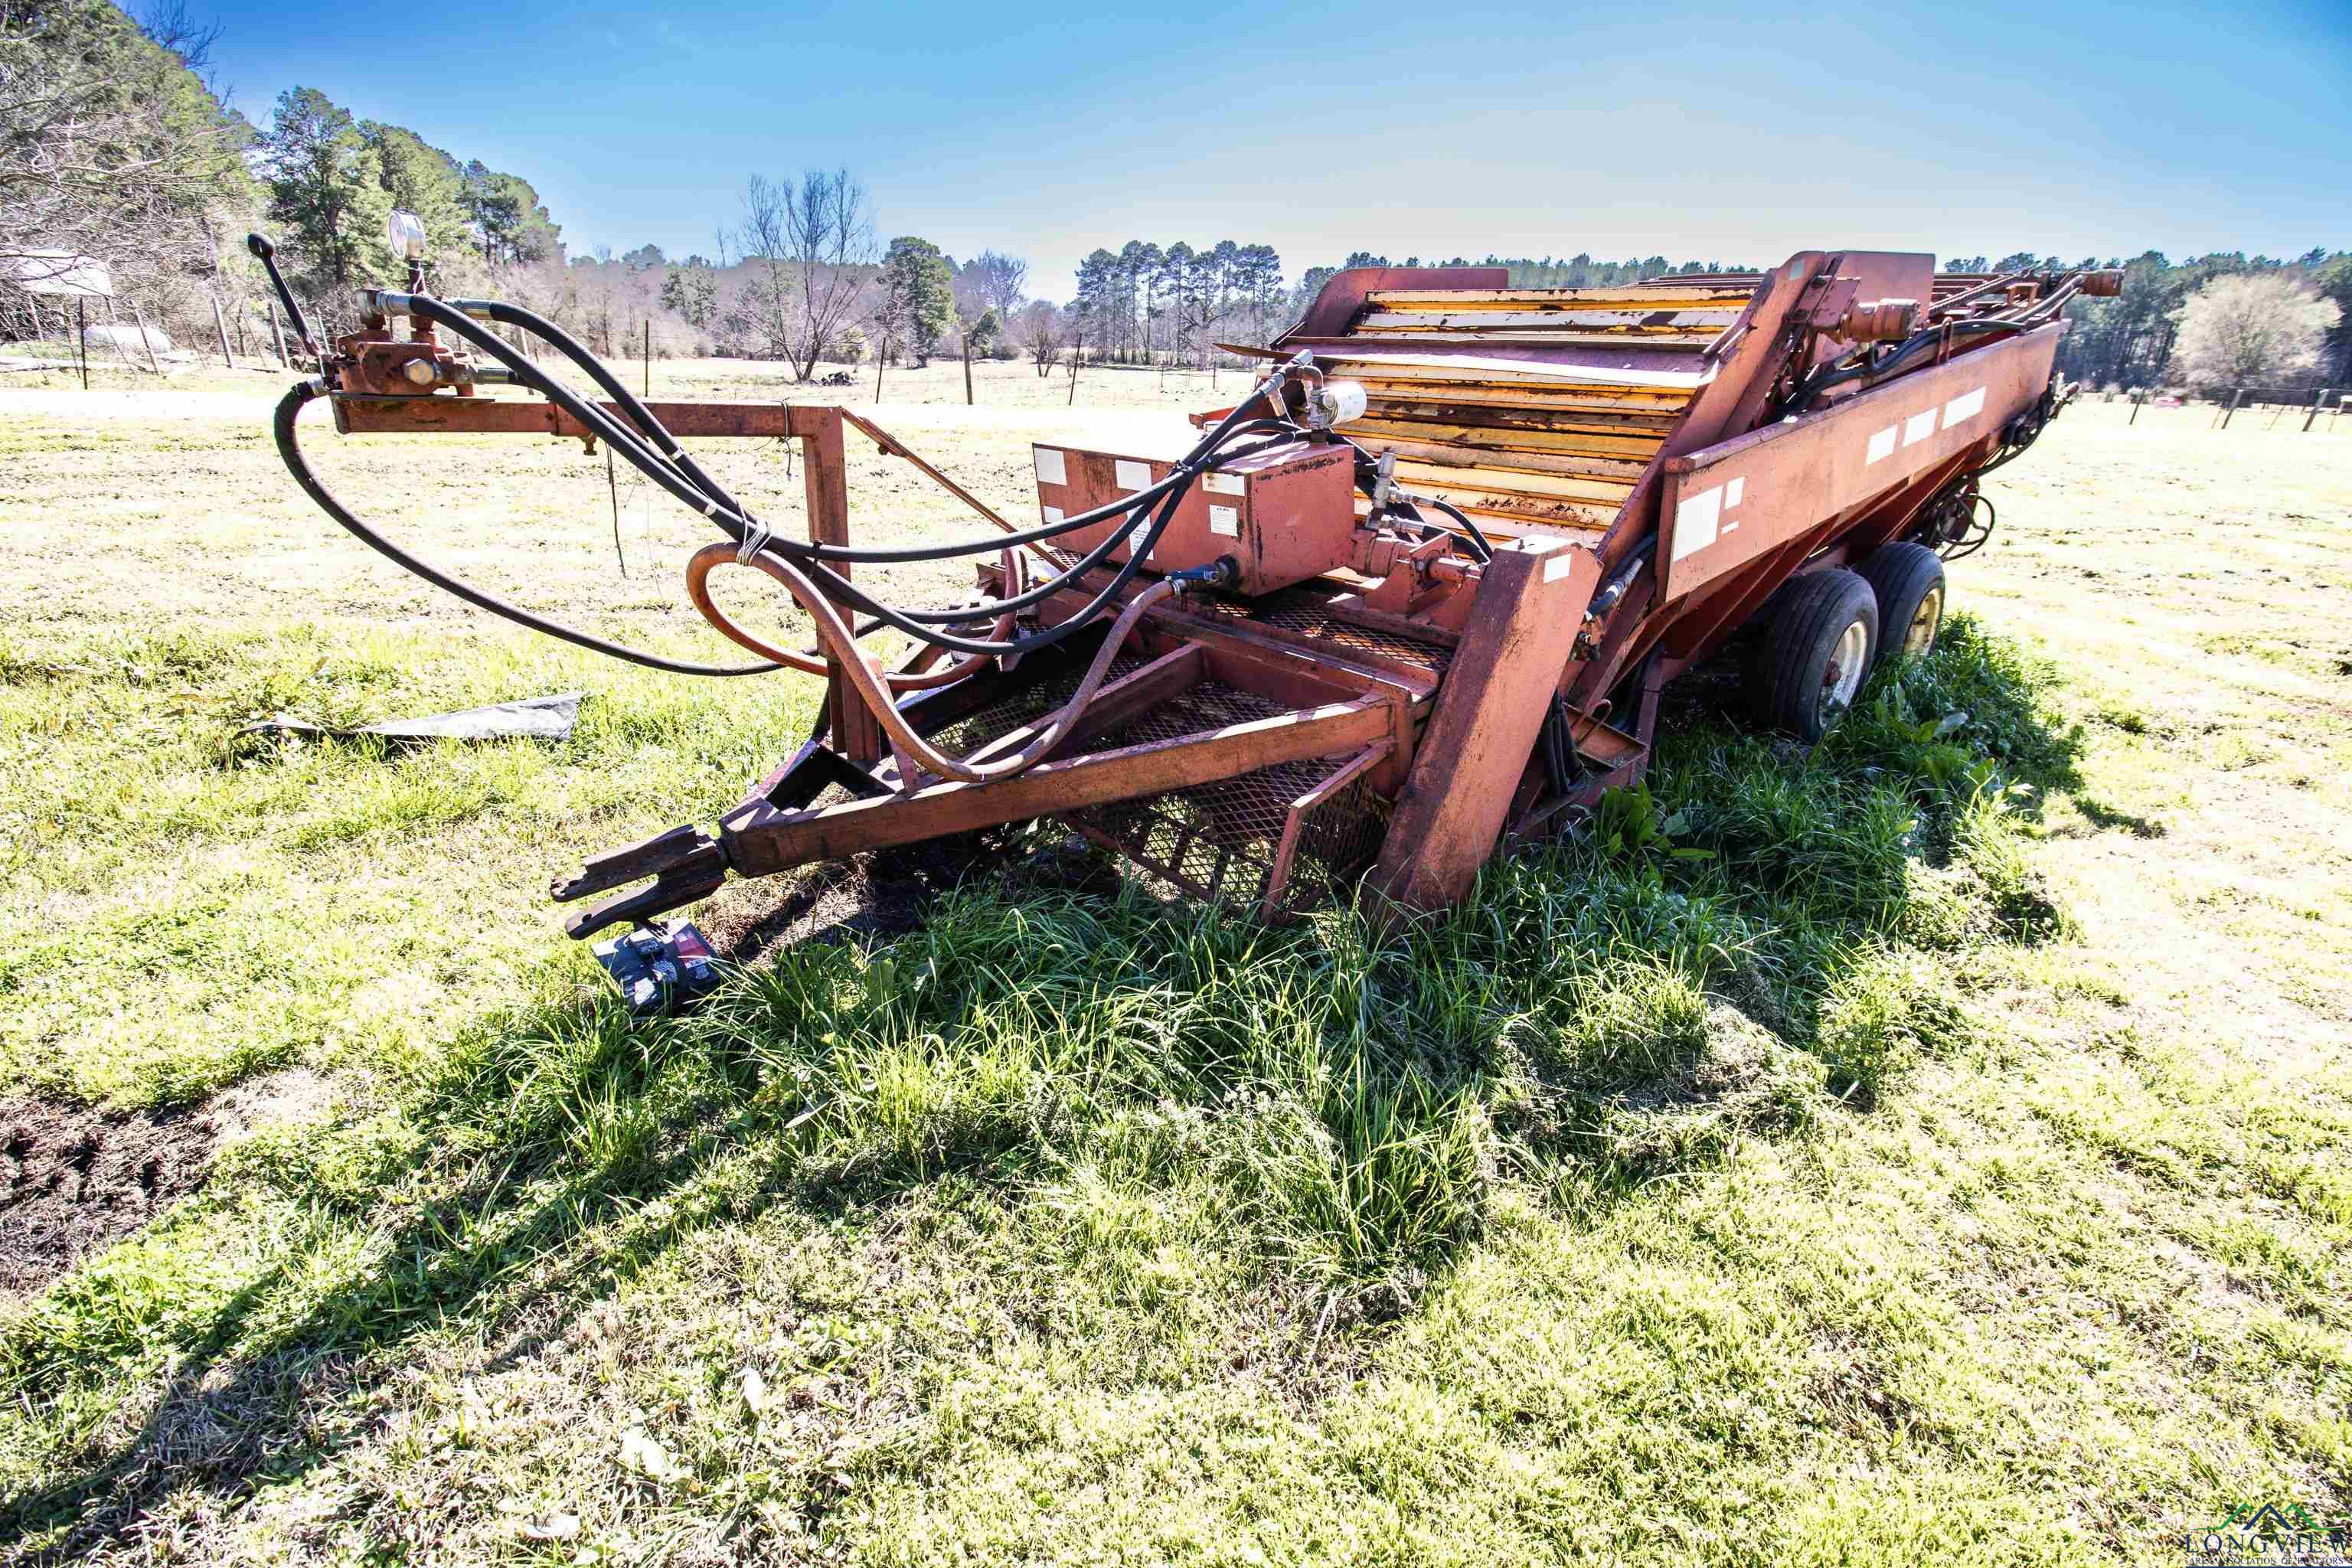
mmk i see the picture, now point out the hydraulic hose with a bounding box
[685,544,1032,689]
[279,376,1075,685]
[456,297,757,527]
[273,380,779,678]
[1589,533,1657,617]
[1402,492,1496,563]
[690,539,1182,784]
[461,292,1240,565]
[395,290,1279,653]
[1788,318,2029,415]
[261,240,1310,708]
[410,292,1256,573]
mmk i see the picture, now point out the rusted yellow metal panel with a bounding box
[1349,417,1668,462]
[1364,288,1755,311]
[1358,310,1743,333]
[1392,459,1633,505]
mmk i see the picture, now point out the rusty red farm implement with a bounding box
[251,232,2114,936]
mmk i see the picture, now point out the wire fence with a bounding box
[2108,384,2344,432]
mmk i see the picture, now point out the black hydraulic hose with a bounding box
[322,283,1289,661]
[760,406,1285,645]
[860,433,1296,623]
[400,294,1160,634]
[464,298,753,521]
[790,468,1203,658]
[1788,318,2028,415]
[1406,493,1496,563]
[1332,428,1494,563]
[759,425,1299,568]
[416,290,1247,570]
[1588,532,1656,617]
[274,381,776,677]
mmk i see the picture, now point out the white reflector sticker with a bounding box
[1040,505,1063,524]
[1943,386,1986,427]
[1724,476,1745,508]
[1034,447,1066,485]
[1544,550,1580,582]
[1208,505,1240,537]
[1204,471,1245,496]
[1125,519,1151,560]
[1866,425,1899,464]
[1903,410,1938,447]
[1114,459,1152,492]
[1671,485,1723,563]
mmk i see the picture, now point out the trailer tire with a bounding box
[1857,543,1946,669]
[1750,569,1879,741]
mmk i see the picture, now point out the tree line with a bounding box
[2037,249,2351,392]
[6,1,2343,397]
[1067,241,1285,367]
[0,0,569,352]
[2,0,256,342]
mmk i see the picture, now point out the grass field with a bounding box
[2,356,2350,1565]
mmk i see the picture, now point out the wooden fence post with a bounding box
[76,297,88,390]
[2307,390,2330,433]
[211,296,234,368]
[2218,387,2245,429]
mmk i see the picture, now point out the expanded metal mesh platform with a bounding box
[907,660,1390,916]
[922,654,1150,758]
[1017,553,1454,681]
[1067,760,1387,917]
[1196,587,1455,678]
[1063,678,1388,916]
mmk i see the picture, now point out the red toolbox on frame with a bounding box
[1030,438,1356,596]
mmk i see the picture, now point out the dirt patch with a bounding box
[0,1070,333,1298]
[205,1066,335,1145]
[2,1096,214,1297]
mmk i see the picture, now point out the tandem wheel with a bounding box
[1746,568,1880,742]
[1856,542,1947,670]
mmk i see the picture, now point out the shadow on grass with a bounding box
[0,615,2091,1557]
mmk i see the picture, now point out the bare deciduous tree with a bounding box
[1015,299,1060,377]
[732,168,876,382]
[2168,273,2341,391]
[960,248,1026,321]
[134,0,220,72]
[2,0,249,296]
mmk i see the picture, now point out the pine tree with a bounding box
[362,122,472,260]
[877,236,955,366]
[258,87,391,286]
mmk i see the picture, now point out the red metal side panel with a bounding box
[1276,266,1513,343]
[1655,322,2065,604]
[1806,253,1935,371]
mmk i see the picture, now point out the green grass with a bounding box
[0,618,818,1106]
[15,609,2344,1564]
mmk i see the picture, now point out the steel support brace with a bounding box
[1366,539,1600,913]
[722,696,1394,877]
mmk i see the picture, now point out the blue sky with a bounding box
[201,0,2350,299]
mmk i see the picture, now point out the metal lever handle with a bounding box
[246,234,318,364]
